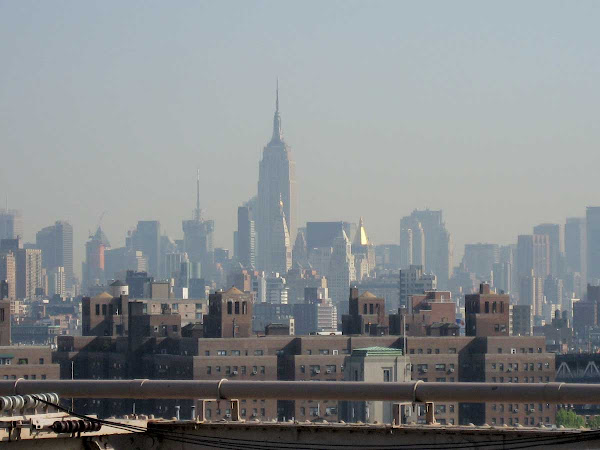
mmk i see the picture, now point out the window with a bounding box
[242,302,247,314]
[226,366,231,375]
[102,304,107,316]
[319,349,330,355]
[18,358,28,365]
[427,348,432,354]
[235,302,240,314]
[260,366,265,374]
[326,365,336,374]
[217,350,227,356]
[231,350,240,356]
[435,349,440,354]
[369,304,374,314]
[254,350,264,356]
[95,304,100,315]
[435,364,446,371]
[216,366,221,373]
[41,375,46,380]
[300,365,305,373]
[449,348,457,354]
[241,366,246,375]
[383,368,392,382]
[39,358,44,364]
[410,349,415,354]
[492,363,497,370]
[172,325,178,332]
[300,407,305,416]
[498,348,503,354]
[227,302,233,315]
[363,304,367,314]
[494,324,500,332]
[207,366,211,374]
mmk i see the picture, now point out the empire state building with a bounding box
[256,85,296,274]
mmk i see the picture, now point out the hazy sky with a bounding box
[1,1,599,276]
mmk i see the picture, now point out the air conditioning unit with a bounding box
[232,371,238,376]
[252,370,258,375]
[326,369,332,374]
[225,414,231,419]
[448,368,455,373]
[513,409,519,413]
[314,369,320,374]
[421,368,428,373]
[530,408,535,413]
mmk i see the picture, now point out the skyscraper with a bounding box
[257,84,297,273]
[400,209,452,289]
[516,234,550,279]
[533,223,563,277]
[83,227,110,293]
[269,197,292,275]
[0,251,16,300]
[565,217,586,278]
[128,221,161,278]
[462,243,500,280]
[328,230,355,314]
[236,199,256,269]
[352,217,375,281]
[35,220,74,288]
[399,217,424,268]
[0,210,23,240]
[182,171,214,279]
[587,207,600,284]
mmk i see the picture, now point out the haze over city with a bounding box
[1,1,599,273]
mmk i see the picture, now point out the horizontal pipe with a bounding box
[0,379,600,404]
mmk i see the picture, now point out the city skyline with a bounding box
[1,1,600,276]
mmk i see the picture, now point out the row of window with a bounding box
[2,375,47,380]
[298,406,337,416]
[409,348,457,355]
[225,301,248,315]
[205,407,266,418]
[434,404,455,414]
[417,377,455,382]
[491,376,550,383]
[491,403,551,412]
[490,362,550,371]
[0,358,43,365]
[211,349,264,356]
[498,347,543,354]
[206,365,266,375]
[299,365,337,374]
[415,363,455,372]
[491,417,550,425]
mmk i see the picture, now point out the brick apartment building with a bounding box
[55,286,556,425]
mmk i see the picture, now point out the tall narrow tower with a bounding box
[257,83,297,273]
[183,171,214,279]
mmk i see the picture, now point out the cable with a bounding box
[30,395,600,450]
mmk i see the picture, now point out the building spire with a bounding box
[194,168,202,221]
[271,79,283,143]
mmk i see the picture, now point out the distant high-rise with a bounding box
[236,199,256,269]
[533,223,563,277]
[398,265,437,309]
[399,217,424,268]
[257,84,297,273]
[352,217,375,281]
[586,207,600,284]
[0,251,16,300]
[129,221,161,279]
[400,209,452,289]
[269,197,292,275]
[182,171,214,279]
[328,230,355,314]
[35,220,74,288]
[0,210,23,240]
[83,227,110,293]
[565,217,586,278]
[462,243,499,280]
[516,234,550,279]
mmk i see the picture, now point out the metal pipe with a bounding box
[2,379,600,404]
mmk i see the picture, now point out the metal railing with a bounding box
[0,379,598,404]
